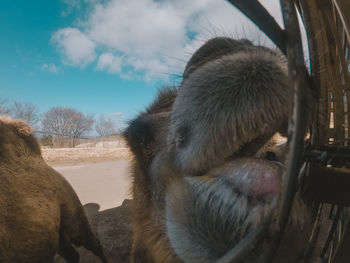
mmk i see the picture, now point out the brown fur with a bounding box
[0,118,107,263]
[124,37,312,263]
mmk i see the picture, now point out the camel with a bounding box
[124,37,312,263]
[0,118,107,263]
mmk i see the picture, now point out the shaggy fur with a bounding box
[0,119,107,263]
[124,37,311,263]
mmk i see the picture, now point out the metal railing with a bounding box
[215,1,350,262]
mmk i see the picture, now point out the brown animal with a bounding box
[124,37,312,263]
[0,118,107,263]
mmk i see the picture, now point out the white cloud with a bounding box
[52,28,96,67]
[96,53,122,74]
[53,0,282,79]
[42,63,60,74]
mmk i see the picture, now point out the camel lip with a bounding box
[208,157,282,202]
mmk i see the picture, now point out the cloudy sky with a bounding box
[0,0,283,125]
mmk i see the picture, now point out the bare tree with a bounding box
[95,115,117,137]
[11,101,40,127]
[41,107,71,145]
[68,111,95,147]
[0,97,9,115]
[42,107,94,147]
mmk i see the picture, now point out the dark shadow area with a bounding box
[55,199,133,263]
[84,203,101,218]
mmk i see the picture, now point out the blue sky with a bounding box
[0,0,282,127]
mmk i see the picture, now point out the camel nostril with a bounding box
[265,151,277,161]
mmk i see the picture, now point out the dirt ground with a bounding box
[53,160,132,210]
[53,160,133,263]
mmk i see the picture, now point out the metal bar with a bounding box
[263,0,312,261]
[297,0,330,145]
[300,204,324,263]
[297,1,350,262]
[218,1,312,262]
[215,218,270,263]
[226,0,287,55]
[332,216,350,262]
[333,0,350,45]
[277,0,311,239]
[320,206,342,260]
[321,4,346,142]
[330,0,350,144]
